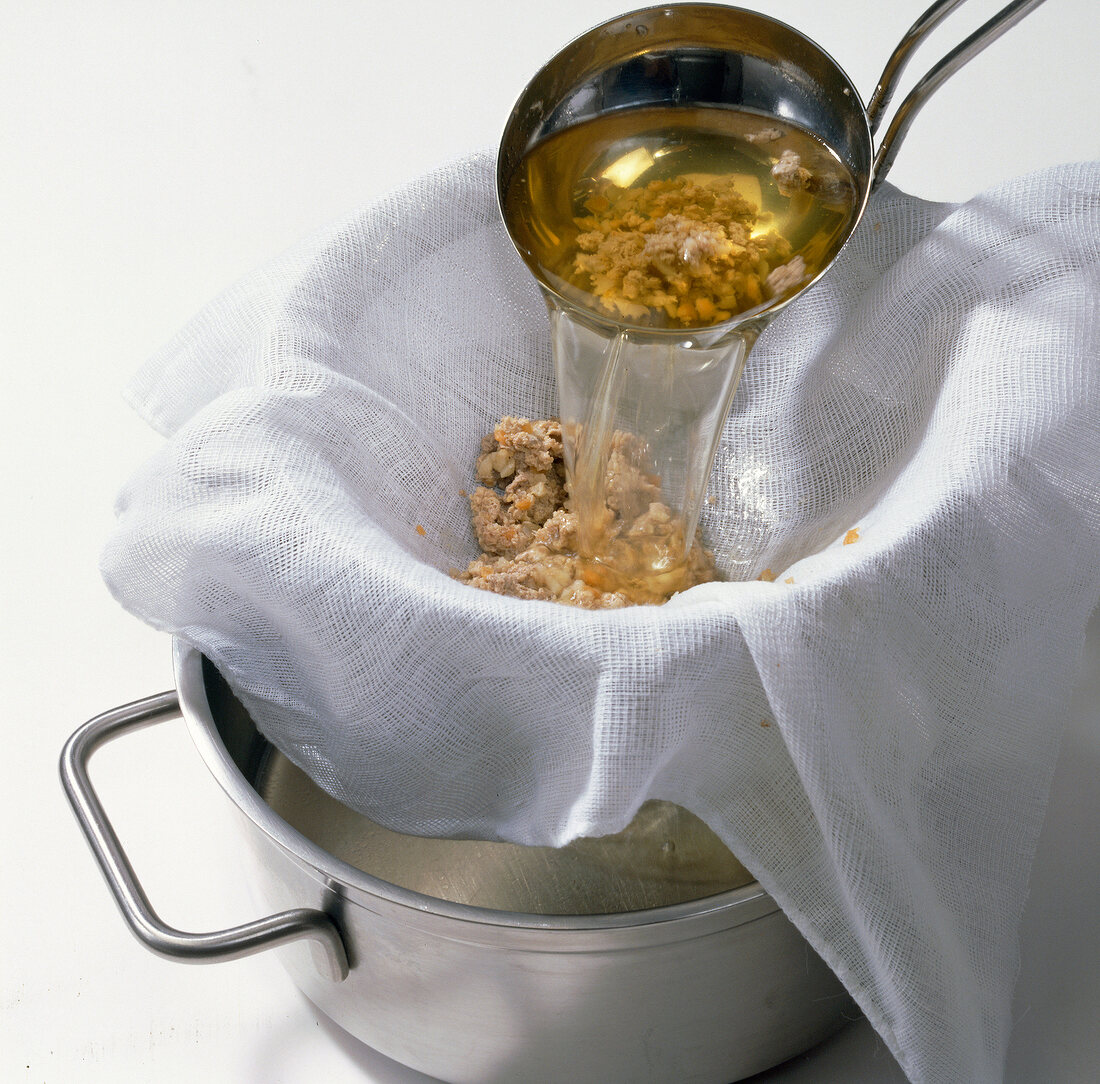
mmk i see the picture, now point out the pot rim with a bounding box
[173,638,778,935]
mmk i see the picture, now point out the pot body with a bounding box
[179,644,853,1084]
[241,831,851,1083]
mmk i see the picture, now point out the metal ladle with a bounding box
[497,0,1046,591]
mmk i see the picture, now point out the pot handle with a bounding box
[59,691,349,982]
[868,0,1047,188]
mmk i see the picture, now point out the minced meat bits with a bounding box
[570,174,805,326]
[454,417,718,608]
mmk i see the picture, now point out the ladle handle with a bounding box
[869,0,1049,188]
[59,692,350,982]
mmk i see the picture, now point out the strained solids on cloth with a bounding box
[455,416,717,607]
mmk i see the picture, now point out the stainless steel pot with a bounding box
[61,640,856,1083]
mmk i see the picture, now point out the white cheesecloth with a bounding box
[102,152,1100,1083]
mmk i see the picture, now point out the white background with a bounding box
[3,1,1098,1081]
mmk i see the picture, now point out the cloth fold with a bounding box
[103,152,1100,1083]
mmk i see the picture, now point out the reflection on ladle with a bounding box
[498,1,1049,597]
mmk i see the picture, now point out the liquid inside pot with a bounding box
[258,751,754,915]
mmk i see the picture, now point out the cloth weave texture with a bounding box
[103,153,1100,1083]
